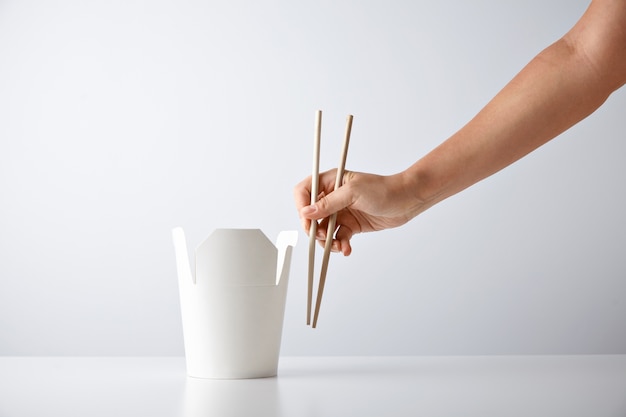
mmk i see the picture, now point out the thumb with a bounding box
[299,185,353,220]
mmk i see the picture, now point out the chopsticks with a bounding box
[308,111,353,328]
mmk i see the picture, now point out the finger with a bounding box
[315,216,340,251]
[314,205,360,251]
[295,176,329,234]
[293,175,313,212]
[316,216,331,240]
[317,237,342,253]
[301,184,355,221]
[301,218,312,236]
[335,224,354,256]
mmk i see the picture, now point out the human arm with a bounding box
[407,0,626,214]
[295,0,626,255]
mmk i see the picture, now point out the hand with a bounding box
[293,169,424,255]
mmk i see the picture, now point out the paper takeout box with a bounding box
[172,228,298,379]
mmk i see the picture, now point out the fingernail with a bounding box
[301,204,317,216]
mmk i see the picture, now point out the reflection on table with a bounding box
[1,356,625,417]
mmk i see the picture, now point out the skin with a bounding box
[294,0,626,256]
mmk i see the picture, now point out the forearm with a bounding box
[404,0,626,213]
[294,1,626,250]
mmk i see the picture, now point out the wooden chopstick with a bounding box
[312,114,353,328]
[307,110,322,325]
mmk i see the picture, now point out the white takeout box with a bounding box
[172,228,298,379]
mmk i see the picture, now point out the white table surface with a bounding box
[1,355,625,417]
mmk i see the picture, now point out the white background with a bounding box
[1,0,624,356]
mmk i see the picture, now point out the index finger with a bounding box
[294,175,314,232]
[293,174,314,212]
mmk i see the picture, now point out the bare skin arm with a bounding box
[294,0,626,255]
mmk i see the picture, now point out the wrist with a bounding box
[399,157,449,216]
[394,166,431,220]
